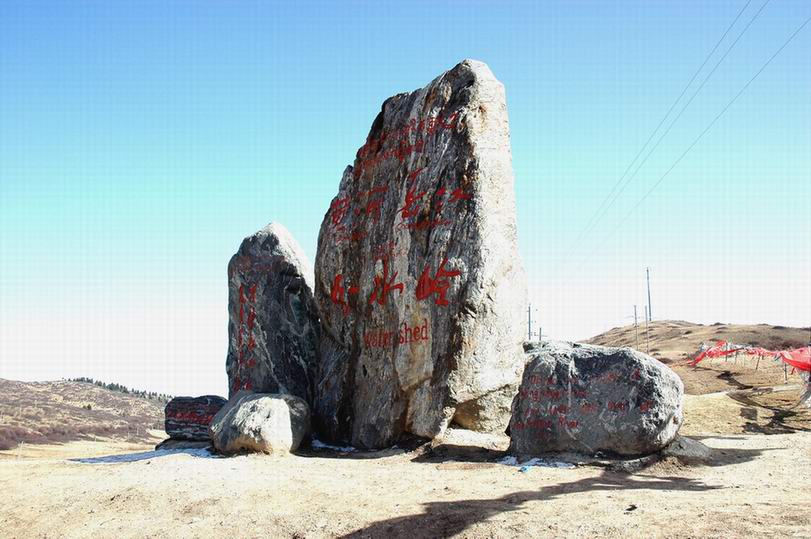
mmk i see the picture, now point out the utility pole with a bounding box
[646,267,653,322]
[644,305,650,354]
[634,305,639,350]
[526,304,541,341]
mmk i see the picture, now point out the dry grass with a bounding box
[586,320,810,394]
[0,379,166,450]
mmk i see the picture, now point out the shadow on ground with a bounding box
[70,447,219,464]
[411,443,507,464]
[340,470,721,539]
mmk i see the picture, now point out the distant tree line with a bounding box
[67,377,173,405]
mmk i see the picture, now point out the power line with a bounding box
[569,0,753,249]
[562,0,764,267]
[579,0,771,244]
[573,12,811,271]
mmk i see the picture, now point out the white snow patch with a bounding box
[498,455,575,470]
[311,439,356,453]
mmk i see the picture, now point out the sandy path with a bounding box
[1,430,809,539]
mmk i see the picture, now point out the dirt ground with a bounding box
[2,321,809,538]
[1,421,810,538]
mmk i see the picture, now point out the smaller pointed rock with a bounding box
[226,223,320,404]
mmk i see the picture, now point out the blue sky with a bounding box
[1,1,809,396]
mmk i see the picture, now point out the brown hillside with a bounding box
[586,320,809,362]
[585,320,810,395]
[0,379,166,450]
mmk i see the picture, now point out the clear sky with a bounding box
[1,1,809,397]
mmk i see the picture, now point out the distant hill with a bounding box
[0,379,167,450]
[586,320,810,395]
[586,320,809,362]
[66,377,172,406]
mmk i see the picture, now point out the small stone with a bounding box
[209,391,311,455]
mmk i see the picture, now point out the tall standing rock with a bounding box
[226,223,320,404]
[313,59,527,448]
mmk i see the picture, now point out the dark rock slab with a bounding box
[164,395,227,441]
[226,223,320,402]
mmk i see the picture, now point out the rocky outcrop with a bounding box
[209,391,311,455]
[164,395,227,441]
[226,223,320,403]
[509,342,684,457]
[313,59,527,448]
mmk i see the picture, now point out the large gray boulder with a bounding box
[226,223,320,402]
[209,391,311,455]
[509,342,684,457]
[313,59,527,448]
[164,395,227,441]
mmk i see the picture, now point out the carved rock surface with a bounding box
[164,395,227,441]
[209,391,311,455]
[509,342,684,457]
[226,223,320,402]
[313,59,527,448]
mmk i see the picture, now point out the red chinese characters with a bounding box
[330,274,360,315]
[607,400,628,412]
[353,112,459,179]
[332,186,390,245]
[329,256,462,316]
[399,187,427,220]
[233,283,257,393]
[395,183,470,231]
[368,259,404,306]
[330,196,351,232]
[449,187,471,203]
[416,257,461,306]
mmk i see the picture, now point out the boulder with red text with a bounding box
[313,59,527,448]
[226,223,320,403]
[164,395,227,441]
[509,341,684,457]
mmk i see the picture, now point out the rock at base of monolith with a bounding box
[209,391,311,455]
[226,223,320,403]
[453,385,516,434]
[313,59,527,449]
[164,395,227,441]
[509,342,684,457]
